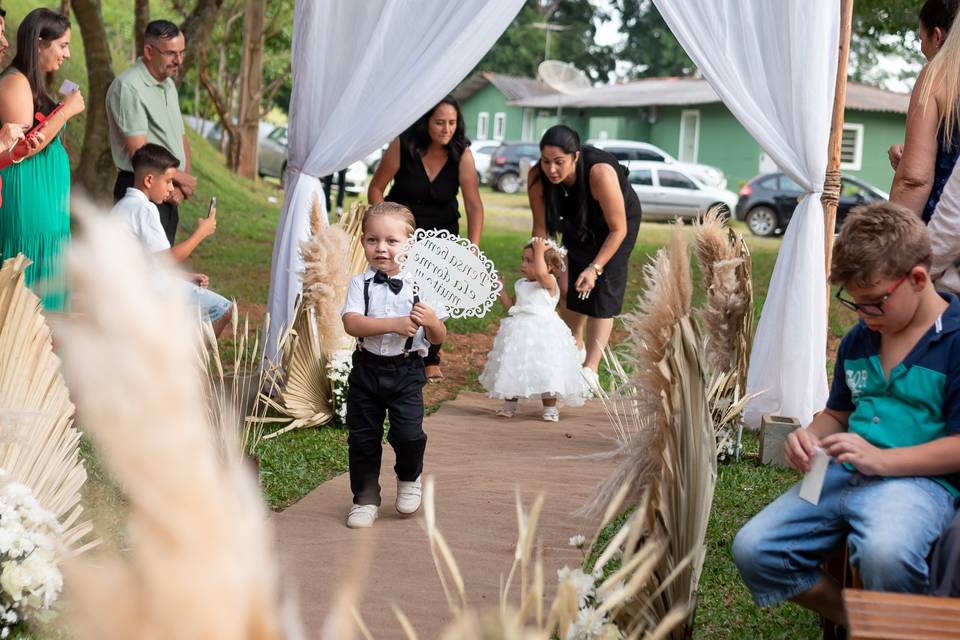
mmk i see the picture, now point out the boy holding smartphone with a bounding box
[112,143,234,336]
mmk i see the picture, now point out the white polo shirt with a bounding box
[341,268,448,357]
[111,187,170,253]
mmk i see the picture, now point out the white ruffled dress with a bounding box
[479,277,587,405]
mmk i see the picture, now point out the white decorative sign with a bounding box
[397,229,501,319]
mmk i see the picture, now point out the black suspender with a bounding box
[360,277,419,355]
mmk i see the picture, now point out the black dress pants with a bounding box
[346,349,427,506]
[114,170,180,246]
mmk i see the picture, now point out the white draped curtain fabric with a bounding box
[267,0,525,355]
[652,0,840,426]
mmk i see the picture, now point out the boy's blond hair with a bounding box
[830,201,932,288]
[361,202,416,236]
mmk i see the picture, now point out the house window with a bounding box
[521,109,534,140]
[477,112,489,140]
[493,112,506,140]
[678,110,700,163]
[840,123,864,171]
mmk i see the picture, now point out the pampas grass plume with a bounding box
[58,203,285,640]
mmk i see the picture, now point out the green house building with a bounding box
[455,73,908,190]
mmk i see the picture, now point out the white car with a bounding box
[625,161,738,221]
[589,138,727,189]
[470,141,501,184]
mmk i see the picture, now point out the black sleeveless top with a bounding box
[386,132,461,232]
[557,146,642,249]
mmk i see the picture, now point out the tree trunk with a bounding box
[133,0,150,63]
[71,0,116,203]
[236,0,266,179]
[180,0,226,87]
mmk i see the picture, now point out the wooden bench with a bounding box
[844,589,960,639]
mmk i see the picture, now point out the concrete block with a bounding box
[760,414,801,466]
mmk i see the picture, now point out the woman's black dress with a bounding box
[386,133,461,235]
[557,146,642,318]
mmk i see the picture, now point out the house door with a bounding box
[678,110,700,163]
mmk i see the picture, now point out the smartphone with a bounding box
[208,196,217,216]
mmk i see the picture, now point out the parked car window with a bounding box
[779,176,804,194]
[758,176,779,190]
[636,149,665,161]
[629,169,653,186]
[520,145,539,157]
[840,179,866,199]
[659,170,698,190]
[605,147,632,161]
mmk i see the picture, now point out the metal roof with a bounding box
[454,72,561,103]
[507,76,908,114]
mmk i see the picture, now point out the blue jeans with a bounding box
[732,462,956,606]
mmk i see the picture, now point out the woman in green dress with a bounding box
[0,8,85,311]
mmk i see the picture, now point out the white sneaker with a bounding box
[346,504,378,528]
[582,367,601,395]
[542,406,560,422]
[578,346,587,364]
[396,476,422,515]
[496,399,519,418]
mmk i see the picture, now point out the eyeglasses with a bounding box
[835,273,910,317]
[146,43,184,60]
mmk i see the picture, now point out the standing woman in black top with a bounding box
[368,95,484,382]
[528,125,641,388]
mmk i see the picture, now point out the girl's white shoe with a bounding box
[496,400,519,418]
[542,406,560,422]
[582,367,601,395]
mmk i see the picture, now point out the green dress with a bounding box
[0,134,71,311]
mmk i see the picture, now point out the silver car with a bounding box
[626,161,738,221]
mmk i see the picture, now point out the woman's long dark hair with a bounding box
[402,95,469,164]
[920,0,960,32]
[533,124,591,242]
[10,8,69,117]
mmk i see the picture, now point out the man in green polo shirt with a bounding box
[107,19,197,245]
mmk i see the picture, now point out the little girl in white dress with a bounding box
[479,237,587,422]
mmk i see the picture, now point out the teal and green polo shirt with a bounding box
[106,58,186,172]
[827,293,960,495]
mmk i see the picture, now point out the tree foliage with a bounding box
[474,0,925,88]
[616,0,693,78]
[472,0,617,82]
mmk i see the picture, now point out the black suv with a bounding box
[735,172,887,237]
[486,142,540,193]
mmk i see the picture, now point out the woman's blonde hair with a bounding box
[361,202,416,236]
[919,10,960,149]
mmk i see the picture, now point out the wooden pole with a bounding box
[822,0,855,286]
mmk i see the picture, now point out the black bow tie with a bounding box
[373,270,404,294]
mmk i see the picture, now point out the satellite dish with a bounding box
[538,60,591,94]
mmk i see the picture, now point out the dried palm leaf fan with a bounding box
[263,197,365,438]
[58,209,291,640]
[583,222,717,638]
[0,255,94,555]
[199,311,277,461]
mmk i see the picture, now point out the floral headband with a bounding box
[526,237,569,270]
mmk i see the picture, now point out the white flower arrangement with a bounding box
[0,473,64,637]
[326,349,354,425]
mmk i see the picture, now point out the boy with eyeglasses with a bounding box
[733,201,960,627]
